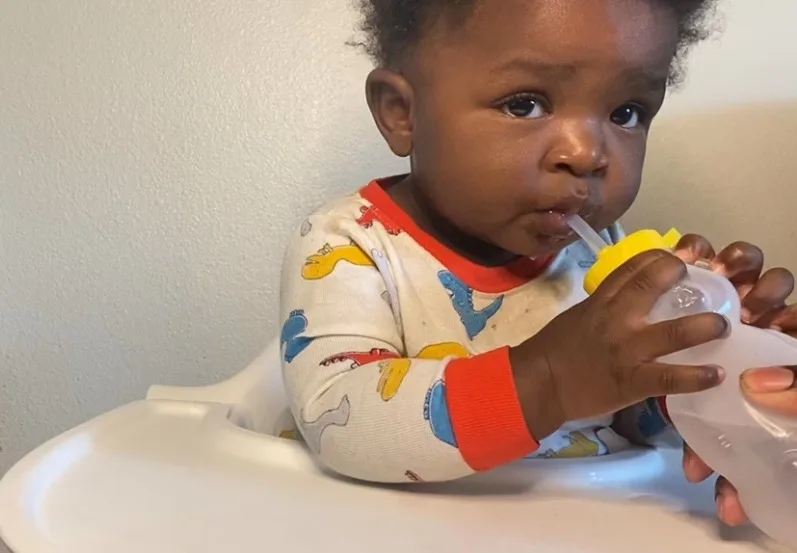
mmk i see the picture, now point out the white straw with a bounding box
[565,214,608,256]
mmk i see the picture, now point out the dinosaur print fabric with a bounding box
[279,179,668,483]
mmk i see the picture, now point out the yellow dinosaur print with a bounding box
[417,342,469,360]
[551,431,601,458]
[301,243,374,280]
[279,429,298,441]
[377,359,412,401]
[376,343,470,402]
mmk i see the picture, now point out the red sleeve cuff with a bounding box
[445,347,539,472]
[657,396,671,423]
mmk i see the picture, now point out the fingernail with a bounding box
[674,250,692,262]
[706,365,726,385]
[742,367,795,393]
[741,308,752,324]
[710,262,730,278]
[721,316,732,338]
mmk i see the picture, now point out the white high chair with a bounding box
[0,339,787,553]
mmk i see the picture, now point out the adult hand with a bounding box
[675,234,797,525]
[683,366,797,525]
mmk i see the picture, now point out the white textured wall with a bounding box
[0,0,795,475]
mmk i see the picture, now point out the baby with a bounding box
[280,0,796,487]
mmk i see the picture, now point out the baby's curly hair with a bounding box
[353,0,718,84]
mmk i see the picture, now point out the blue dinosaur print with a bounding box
[438,271,503,340]
[281,309,316,363]
[569,240,598,268]
[637,397,670,439]
[423,380,457,448]
[578,255,597,269]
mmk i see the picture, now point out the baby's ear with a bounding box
[365,68,414,157]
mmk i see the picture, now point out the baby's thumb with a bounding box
[741,367,795,393]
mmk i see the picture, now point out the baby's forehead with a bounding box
[418,0,679,74]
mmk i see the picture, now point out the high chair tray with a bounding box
[0,398,785,553]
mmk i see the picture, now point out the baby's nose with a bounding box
[543,119,608,178]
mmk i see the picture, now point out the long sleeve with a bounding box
[279,212,538,483]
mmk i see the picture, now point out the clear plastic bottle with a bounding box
[568,219,797,548]
[647,262,737,321]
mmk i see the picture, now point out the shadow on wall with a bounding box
[626,100,797,278]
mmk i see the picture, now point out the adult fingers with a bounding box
[741,367,797,416]
[682,442,714,483]
[716,476,747,527]
[741,367,796,393]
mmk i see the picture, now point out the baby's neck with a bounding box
[384,176,519,268]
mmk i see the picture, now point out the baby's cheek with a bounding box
[602,174,640,224]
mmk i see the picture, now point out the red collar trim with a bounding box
[359,179,553,294]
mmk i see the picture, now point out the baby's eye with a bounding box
[502,96,547,119]
[610,104,646,129]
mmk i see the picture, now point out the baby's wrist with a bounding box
[508,343,565,441]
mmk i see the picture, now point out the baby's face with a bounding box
[405,0,679,258]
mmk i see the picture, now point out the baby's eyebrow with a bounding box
[489,57,579,79]
[616,67,668,93]
[489,56,667,92]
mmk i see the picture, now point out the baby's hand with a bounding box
[510,249,727,440]
[674,234,794,326]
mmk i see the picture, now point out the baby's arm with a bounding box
[280,214,539,483]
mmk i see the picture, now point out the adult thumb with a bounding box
[741,367,795,393]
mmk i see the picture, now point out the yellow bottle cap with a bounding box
[583,228,683,295]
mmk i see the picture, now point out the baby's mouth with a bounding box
[528,210,576,238]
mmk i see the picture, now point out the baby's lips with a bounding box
[546,198,593,218]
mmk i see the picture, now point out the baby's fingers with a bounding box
[674,234,716,264]
[771,304,797,336]
[629,313,730,360]
[627,362,724,400]
[711,242,764,293]
[741,267,794,324]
